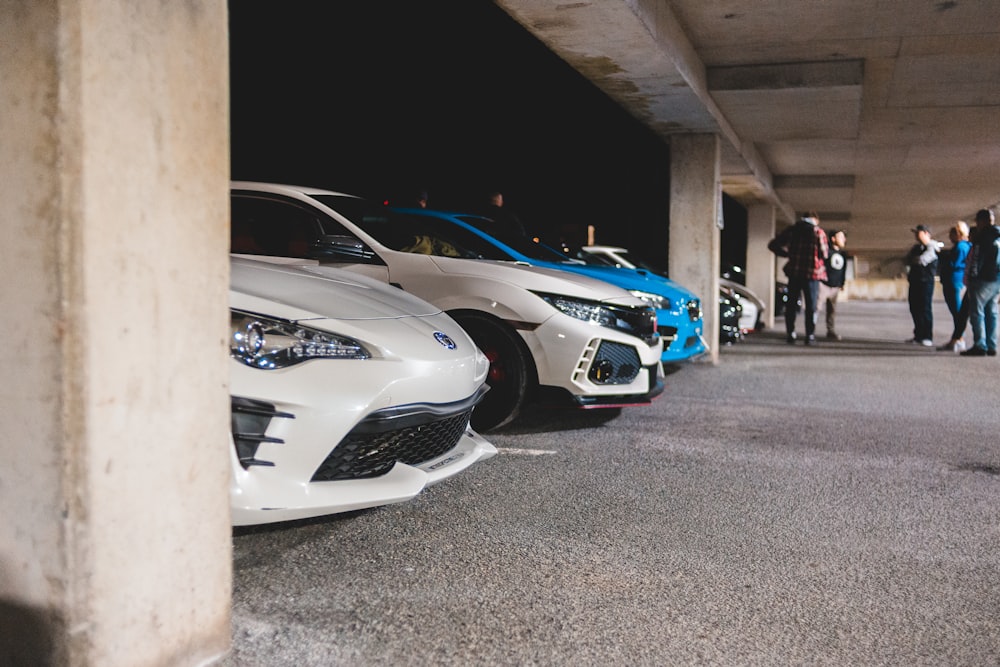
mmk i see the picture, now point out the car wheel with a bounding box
[452,312,533,432]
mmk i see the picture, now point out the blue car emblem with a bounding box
[433,331,457,349]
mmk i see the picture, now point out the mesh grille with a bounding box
[311,410,473,481]
[593,341,641,384]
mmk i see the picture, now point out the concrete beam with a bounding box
[774,175,857,189]
[707,59,865,91]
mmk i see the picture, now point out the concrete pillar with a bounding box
[746,204,777,329]
[669,134,721,363]
[1,2,232,665]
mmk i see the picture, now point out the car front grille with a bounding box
[311,409,473,481]
[657,325,678,343]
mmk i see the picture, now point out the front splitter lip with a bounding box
[566,363,665,408]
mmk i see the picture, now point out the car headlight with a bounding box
[532,291,657,344]
[628,290,671,311]
[534,293,618,328]
[230,310,370,369]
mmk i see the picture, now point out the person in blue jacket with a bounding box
[937,220,972,352]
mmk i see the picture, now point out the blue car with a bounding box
[391,207,707,363]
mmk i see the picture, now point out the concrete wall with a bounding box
[0,2,232,664]
[746,203,777,328]
[847,278,941,301]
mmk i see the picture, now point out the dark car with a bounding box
[719,288,743,345]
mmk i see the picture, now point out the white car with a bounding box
[229,256,497,526]
[231,182,664,431]
[583,245,767,334]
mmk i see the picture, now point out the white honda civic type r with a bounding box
[228,256,497,526]
[230,182,665,431]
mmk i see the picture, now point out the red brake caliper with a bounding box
[483,347,506,383]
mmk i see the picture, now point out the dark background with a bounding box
[228,0,747,275]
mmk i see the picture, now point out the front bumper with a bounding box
[229,359,496,526]
[657,309,707,362]
[522,312,665,405]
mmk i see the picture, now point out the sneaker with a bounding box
[961,347,988,357]
[989,350,997,357]
[786,332,797,344]
[919,339,934,347]
[954,339,967,352]
[937,340,954,351]
[905,337,919,344]
[826,331,841,341]
[804,335,816,346]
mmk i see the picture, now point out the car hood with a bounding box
[230,256,442,320]
[425,256,649,306]
[541,262,698,302]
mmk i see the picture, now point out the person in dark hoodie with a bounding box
[960,208,1000,356]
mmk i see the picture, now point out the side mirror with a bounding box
[307,235,377,262]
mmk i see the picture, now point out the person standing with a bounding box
[937,220,972,352]
[818,229,847,340]
[904,225,939,347]
[482,191,527,236]
[960,208,1000,357]
[768,213,829,345]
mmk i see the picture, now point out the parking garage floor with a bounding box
[224,298,1000,666]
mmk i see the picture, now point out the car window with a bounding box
[315,196,512,261]
[383,212,508,260]
[231,195,323,258]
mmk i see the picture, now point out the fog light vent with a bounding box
[588,341,641,385]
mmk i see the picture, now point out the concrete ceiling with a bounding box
[493,0,1000,262]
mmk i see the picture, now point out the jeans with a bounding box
[941,277,968,341]
[968,278,1000,351]
[785,277,819,337]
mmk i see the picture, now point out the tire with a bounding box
[452,311,533,431]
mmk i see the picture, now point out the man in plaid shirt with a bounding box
[768,213,830,344]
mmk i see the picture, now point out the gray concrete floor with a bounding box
[224,298,999,666]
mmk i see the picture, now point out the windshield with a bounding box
[313,195,514,260]
[454,215,575,263]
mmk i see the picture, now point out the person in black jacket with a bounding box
[482,191,527,237]
[904,225,939,346]
[767,213,829,345]
[960,208,1000,356]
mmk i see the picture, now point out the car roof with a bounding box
[582,245,629,253]
[231,180,359,199]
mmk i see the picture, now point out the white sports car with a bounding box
[229,256,497,526]
[230,182,665,431]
